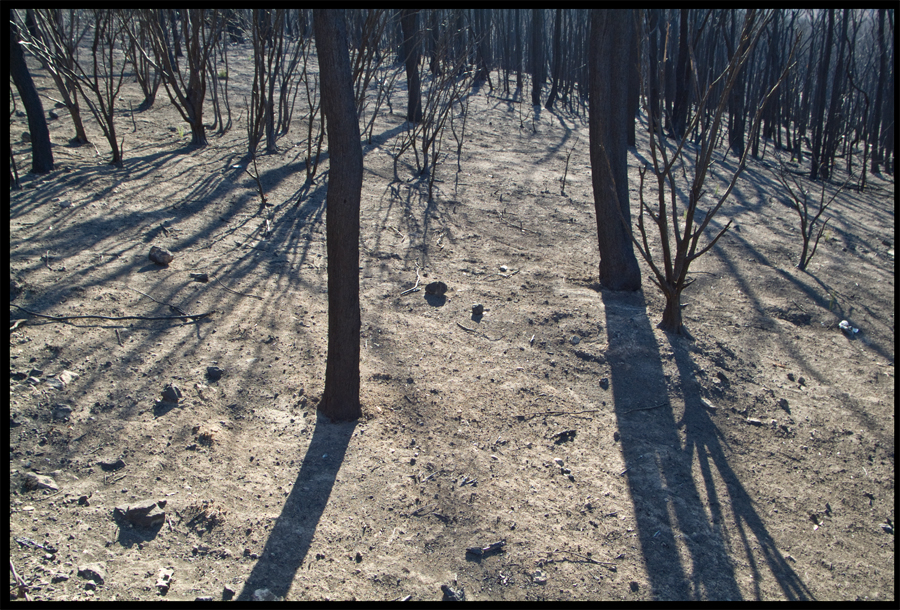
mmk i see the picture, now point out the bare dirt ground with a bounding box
[9,47,895,602]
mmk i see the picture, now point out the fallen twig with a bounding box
[400,263,422,296]
[539,549,616,567]
[10,560,32,602]
[514,408,604,420]
[622,402,666,414]
[455,321,502,341]
[211,275,263,300]
[11,304,215,322]
[115,329,123,346]
[122,284,186,315]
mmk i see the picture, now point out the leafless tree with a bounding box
[27,9,129,166]
[9,9,53,172]
[391,13,475,200]
[626,9,797,333]
[137,9,222,146]
[774,156,848,271]
[23,9,91,146]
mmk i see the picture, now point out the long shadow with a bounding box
[667,332,814,601]
[602,288,812,600]
[237,414,357,601]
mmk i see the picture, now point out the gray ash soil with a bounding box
[9,46,894,601]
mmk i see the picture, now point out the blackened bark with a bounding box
[589,9,641,292]
[821,9,849,180]
[400,9,422,124]
[545,8,562,110]
[530,9,544,106]
[626,10,639,147]
[314,9,363,422]
[9,11,53,173]
[870,8,887,174]
[647,9,660,133]
[726,12,746,158]
[809,9,834,180]
[671,9,690,140]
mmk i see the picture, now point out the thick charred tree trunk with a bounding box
[671,9,690,140]
[315,9,363,422]
[869,8,887,175]
[9,11,53,173]
[400,9,422,124]
[545,8,562,110]
[809,9,834,181]
[589,9,641,292]
[530,9,544,106]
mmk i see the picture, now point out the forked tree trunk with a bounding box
[314,8,363,422]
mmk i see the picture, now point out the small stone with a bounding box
[252,588,279,602]
[22,131,31,143]
[98,458,125,472]
[114,500,166,528]
[798,376,806,386]
[440,584,466,601]
[78,495,90,506]
[532,570,548,585]
[472,303,484,316]
[52,573,69,583]
[425,281,447,296]
[24,472,59,492]
[553,458,564,467]
[787,372,795,381]
[613,431,620,442]
[206,367,224,381]
[499,265,508,272]
[149,246,174,266]
[570,335,581,345]
[223,585,236,601]
[745,418,764,426]
[599,377,609,390]
[52,404,73,420]
[59,370,79,385]
[161,384,182,403]
[48,110,59,120]
[77,563,106,585]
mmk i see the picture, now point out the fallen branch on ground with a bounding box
[514,408,604,420]
[211,275,263,300]
[622,402,666,414]
[456,321,502,341]
[11,304,215,322]
[400,263,422,296]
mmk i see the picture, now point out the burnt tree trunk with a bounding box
[9,10,53,173]
[400,9,422,124]
[314,8,363,422]
[670,9,690,140]
[530,9,544,106]
[589,9,641,291]
[545,8,562,110]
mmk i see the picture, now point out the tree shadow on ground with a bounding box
[237,414,356,601]
[602,288,813,600]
